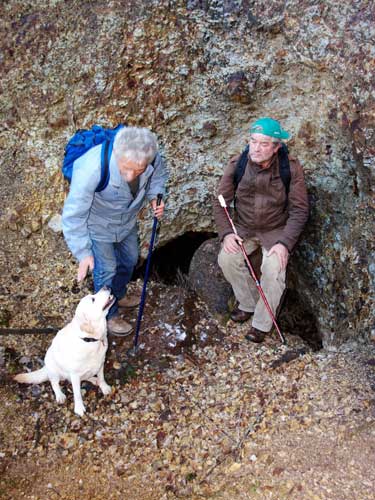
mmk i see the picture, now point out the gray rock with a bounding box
[188,237,233,315]
[47,214,63,233]
[19,356,31,365]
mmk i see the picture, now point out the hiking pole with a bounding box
[218,195,286,344]
[128,193,163,356]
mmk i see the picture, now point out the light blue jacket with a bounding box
[62,144,168,262]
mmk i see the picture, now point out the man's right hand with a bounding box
[223,233,243,254]
[150,198,165,219]
[77,256,94,282]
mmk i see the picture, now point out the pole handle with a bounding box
[156,193,163,206]
[218,194,227,208]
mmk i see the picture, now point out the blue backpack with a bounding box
[62,124,125,192]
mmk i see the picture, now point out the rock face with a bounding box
[0,0,373,347]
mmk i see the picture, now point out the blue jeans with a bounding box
[91,226,139,319]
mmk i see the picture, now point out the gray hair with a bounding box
[113,127,158,164]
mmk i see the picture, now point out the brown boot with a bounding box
[245,327,266,343]
[230,307,253,323]
[118,292,142,309]
[107,317,133,336]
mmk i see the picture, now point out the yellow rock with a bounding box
[227,462,242,473]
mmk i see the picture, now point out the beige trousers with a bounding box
[218,237,286,333]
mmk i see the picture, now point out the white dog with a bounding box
[14,287,115,416]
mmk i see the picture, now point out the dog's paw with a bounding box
[56,393,66,404]
[100,383,112,396]
[74,404,86,417]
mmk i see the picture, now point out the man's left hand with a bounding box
[150,199,165,219]
[267,243,289,271]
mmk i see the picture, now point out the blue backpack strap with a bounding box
[96,139,112,192]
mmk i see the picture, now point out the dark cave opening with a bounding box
[135,231,217,284]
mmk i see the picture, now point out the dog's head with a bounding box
[74,287,115,337]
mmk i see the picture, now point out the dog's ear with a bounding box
[80,321,96,336]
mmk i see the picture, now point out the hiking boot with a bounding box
[245,327,266,343]
[118,292,142,309]
[107,317,133,337]
[230,307,253,323]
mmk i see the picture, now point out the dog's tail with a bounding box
[14,367,48,384]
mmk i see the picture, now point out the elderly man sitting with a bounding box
[62,126,168,335]
[213,117,309,343]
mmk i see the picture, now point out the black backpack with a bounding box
[233,143,291,203]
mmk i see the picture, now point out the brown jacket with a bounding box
[213,152,309,252]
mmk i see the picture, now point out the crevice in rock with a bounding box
[278,289,323,351]
[135,231,217,284]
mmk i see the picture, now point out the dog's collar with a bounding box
[80,337,100,343]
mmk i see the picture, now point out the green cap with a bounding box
[249,117,290,140]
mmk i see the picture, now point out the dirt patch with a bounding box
[0,281,374,499]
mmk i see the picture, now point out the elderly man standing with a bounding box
[213,117,309,343]
[62,126,168,336]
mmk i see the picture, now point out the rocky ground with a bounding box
[1,2,374,497]
[0,277,374,500]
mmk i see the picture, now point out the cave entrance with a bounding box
[134,232,322,351]
[135,231,217,284]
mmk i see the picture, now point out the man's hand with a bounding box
[77,256,94,282]
[150,198,165,219]
[223,233,243,254]
[267,243,289,271]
